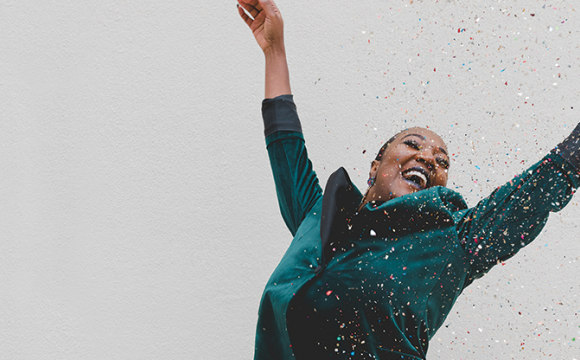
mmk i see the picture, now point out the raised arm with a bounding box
[455,123,580,286]
[237,0,291,98]
[238,0,323,235]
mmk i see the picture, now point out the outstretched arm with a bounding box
[237,0,291,98]
[455,123,580,287]
[238,0,323,235]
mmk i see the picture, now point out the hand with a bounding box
[237,0,285,55]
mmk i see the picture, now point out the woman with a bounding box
[237,1,580,359]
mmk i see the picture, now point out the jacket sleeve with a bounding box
[262,95,323,236]
[454,123,580,285]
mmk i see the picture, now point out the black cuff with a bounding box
[553,123,580,173]
[261,94,303,137]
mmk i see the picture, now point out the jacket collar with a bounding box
[319,167,468,268]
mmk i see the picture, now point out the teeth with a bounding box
[403,170,427,187]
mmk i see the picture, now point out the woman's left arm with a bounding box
[455,123,580,285]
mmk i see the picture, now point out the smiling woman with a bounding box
[362,128,450,209]
[237,1,580,359]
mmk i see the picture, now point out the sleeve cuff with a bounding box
[552,123,580,177]
[261,94,303,137]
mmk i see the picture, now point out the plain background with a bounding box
[1,0,580,359]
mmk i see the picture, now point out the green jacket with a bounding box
[254,95,580,360]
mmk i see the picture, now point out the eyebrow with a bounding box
[402,133,425,141]
[402,133,448,156]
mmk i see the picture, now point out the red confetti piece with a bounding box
[326,290,333,296]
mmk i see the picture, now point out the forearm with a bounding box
[264,47,291,99]
[263,96,322,235]
[457,152,578,282]
[553,122,580,175]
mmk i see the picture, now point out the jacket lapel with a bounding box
[319,167,362,268]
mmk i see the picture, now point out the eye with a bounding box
[437,158,450,169]
[403,139,421,150]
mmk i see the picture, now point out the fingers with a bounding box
[237,4,253,28]
[238,0,262,18]
[243,0,263,12]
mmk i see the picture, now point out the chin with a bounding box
[392,184,424,199]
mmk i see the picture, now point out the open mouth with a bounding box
[402,167,430,189]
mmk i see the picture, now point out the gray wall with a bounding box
[1,0,579,359]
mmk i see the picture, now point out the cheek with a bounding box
[377,164,401,183]
[434,169,448,185]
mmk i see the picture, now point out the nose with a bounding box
[415,149,436,170]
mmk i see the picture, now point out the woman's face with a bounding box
[364,127,449,205]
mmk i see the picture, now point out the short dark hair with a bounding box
[374,131,405,161]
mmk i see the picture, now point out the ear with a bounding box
[369,160,380,178]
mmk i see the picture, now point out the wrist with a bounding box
[264,44,287,60]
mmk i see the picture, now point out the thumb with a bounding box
[258,0,279,18]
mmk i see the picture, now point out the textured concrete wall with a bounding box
[1,0,579,359]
